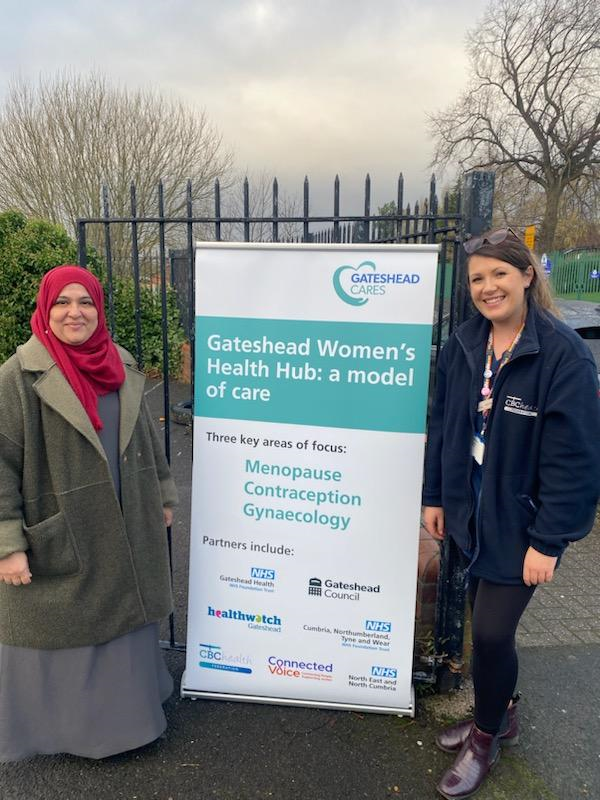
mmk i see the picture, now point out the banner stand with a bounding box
[182,243,439,716]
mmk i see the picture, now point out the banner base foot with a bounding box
[180,671,415,717]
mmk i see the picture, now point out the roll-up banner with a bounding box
[181,243,439,715]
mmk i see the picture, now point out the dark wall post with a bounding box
[455,171,495,325]
[434,170,495,692]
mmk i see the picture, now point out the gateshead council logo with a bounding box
[307,576,381,602]
[333,260,420,306]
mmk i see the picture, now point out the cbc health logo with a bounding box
[333,260,421,306]
[199,643,252,675]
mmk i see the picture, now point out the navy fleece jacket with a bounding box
[423,305,600,584]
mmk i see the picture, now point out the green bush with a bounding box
[109,278,185,376]
[0,211,95,363]
[0,210,185,376]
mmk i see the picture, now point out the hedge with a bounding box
[0,210,185,375]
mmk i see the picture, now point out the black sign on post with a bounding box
[434,170,495,692]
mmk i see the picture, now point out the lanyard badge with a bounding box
[473,320,525,461]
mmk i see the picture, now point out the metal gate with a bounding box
[76,169,495,687]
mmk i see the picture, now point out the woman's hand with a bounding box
[0,552,32,586]
[163,506,174,527]
[423,506,445,541]
[523,547,557,586]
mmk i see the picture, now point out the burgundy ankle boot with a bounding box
[435,694,520,753]
[437,725,500,799]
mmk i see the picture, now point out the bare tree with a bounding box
[0,72,233,266]
[493,165,600,249]
[430,0,600,253]
[492,165,546,229]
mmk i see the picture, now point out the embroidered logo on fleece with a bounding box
[504,395,538,417]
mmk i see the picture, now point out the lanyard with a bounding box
[477,321,525,438]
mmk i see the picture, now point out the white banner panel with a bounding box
[182,243,439,715]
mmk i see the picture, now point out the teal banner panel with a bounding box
[195,316,432,434]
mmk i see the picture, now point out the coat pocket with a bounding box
[516,493,538,518]
[22,511,80,577]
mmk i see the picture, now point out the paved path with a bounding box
[518,527,600,647]
[515,525,600,799]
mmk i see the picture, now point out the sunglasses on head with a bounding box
[463,227,522,255]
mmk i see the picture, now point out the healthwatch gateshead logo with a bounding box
[207,606,282,631]
[333,260,420,306]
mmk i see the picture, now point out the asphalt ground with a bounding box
[1,373,599,799]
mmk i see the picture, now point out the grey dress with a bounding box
[0,392,173,762]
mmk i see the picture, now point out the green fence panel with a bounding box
[548,251,600,300]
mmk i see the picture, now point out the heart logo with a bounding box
[333,260,376,306]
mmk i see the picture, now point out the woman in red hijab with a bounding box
[0,265,178,760]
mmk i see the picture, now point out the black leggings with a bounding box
[468,577,536,735]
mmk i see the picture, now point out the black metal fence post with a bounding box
[130,183,143,368]
[434,170,495,692]
[272,178,279,244]
[102,185,116,337]
[455,171,496,326]
[396,173,404,243]
[303,176,309,243]
[77,221,87,268]
[186,179,195,412]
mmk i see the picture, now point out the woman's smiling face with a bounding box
[48,283,99,345]
[468,255,533,329]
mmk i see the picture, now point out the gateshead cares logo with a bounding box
[333,260,420,306]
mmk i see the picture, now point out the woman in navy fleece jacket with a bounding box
[423,229,600,800]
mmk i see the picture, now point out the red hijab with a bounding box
[31,265,125,431]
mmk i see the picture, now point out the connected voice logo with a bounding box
[267,655,334,681]
[333,260,421,306]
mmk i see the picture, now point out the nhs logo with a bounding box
[371,666,397,678]
[365,620,392,633]
[251,567,276,580]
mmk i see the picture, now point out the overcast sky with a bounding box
[0,0,490,214]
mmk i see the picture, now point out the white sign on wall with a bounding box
[182,243,439,715]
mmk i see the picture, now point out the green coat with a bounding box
[0,336,178,649]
